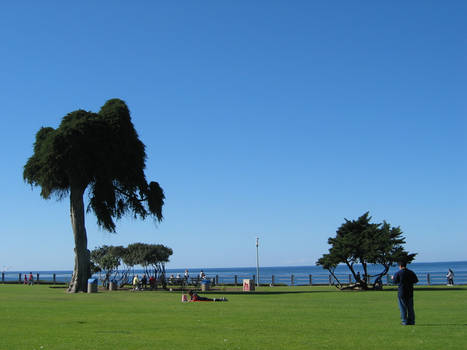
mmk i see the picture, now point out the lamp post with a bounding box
[256,236,260,287]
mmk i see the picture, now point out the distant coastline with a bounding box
[3,260,467,274]
[2,260,466,285]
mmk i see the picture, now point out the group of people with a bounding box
[167,269,208,284]
[182,269,208,280]
[23,272,34,285]
[168,269,188,283]
[132,269,212,291]
[184,269,207,280]
[132,274,156,291]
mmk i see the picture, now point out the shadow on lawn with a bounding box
[415,287,465,291]
[380,287,465,292]
[204,286,467,295]
[200,290,331,295]
[416,323,467,327]
[47,286,328,294]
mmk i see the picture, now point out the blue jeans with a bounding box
[398,296,415,325]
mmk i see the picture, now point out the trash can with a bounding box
[87,278,98,293]
[201,279,211,291]
[243,279,255,292]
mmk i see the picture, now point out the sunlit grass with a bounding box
[0,284,466,349]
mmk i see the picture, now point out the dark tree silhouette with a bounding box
[317,212,416,290]
[23,99,165,292]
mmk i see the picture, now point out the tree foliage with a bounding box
[126,243,173,288]
[24,99,164,231]
[90,245,122,287]
[23,98,165,292]
[91,243,173,289]
[317,212,416,289]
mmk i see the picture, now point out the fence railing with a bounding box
[2,271,466,286]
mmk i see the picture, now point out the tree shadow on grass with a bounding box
[415,287,465,291]
[207,286,467,295]
[199,290,333,295]
[377,287,465,292]
[416,323,467,327]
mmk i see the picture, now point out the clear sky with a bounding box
[0,1,465,271]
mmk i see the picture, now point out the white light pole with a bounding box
[256,236,260,287]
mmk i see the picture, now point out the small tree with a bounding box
[144,244,173,288]
[317,212,416,289]
[23,99,165,292]
[124,243,173,289]
[121,244,142,284]
[113,245,133,287]
[90,245,121,288]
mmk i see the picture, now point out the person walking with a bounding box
[132,275,140,291]
[446,269,454,286]
[392,261,418,325]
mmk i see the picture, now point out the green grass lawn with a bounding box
[0,284,466,350]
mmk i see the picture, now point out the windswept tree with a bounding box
[123,243,147,272]
[23,99,165,293]
[90,245,122,288]
[317,212,416,289]
[143,244,173,288]
[125,243,173,288]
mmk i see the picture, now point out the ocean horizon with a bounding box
[3,260,467,274]
[4,259,467,273]
[2,260,466,285]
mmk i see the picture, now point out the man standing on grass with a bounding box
[392,261,419,325]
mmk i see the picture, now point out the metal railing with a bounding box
[2,271,466,286]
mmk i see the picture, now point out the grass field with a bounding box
[0,284,466,350]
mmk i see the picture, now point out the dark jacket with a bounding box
[393,268,418,298]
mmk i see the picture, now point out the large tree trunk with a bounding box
[345,261,360,282]
[67,186,91,293]
[328,268,343,288]
[342,260,369,290]
[361,261,369,288]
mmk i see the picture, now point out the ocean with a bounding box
[2,261,466,286]
[165,261,467,285]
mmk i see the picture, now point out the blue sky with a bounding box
[0,1,465,271]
